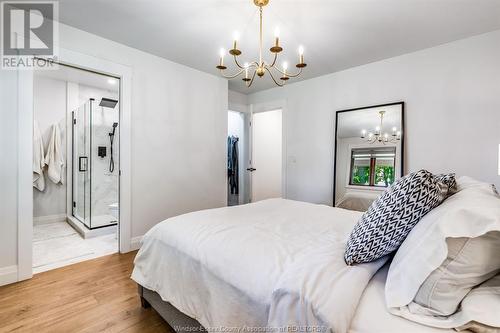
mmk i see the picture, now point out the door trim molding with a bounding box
[18,67,33,281]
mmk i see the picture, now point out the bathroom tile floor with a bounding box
[33,221,118,274]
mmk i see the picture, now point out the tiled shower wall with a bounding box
[78,85,119,221]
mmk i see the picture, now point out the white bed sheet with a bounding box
[131,199,400,332]
[350,265,462,333]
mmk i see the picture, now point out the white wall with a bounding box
[33,76,67,219]
[247,30,500,205]
[0,22,227,281]
[228,90,248,112]
[0,71,19,270]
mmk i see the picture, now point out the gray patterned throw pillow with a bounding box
[344,170,449,265]
[434,173,457,195]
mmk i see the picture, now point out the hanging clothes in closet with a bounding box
[227,135,239,195]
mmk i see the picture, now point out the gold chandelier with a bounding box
[216,0,307,87]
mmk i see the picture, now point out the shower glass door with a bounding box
[72,100,91,228]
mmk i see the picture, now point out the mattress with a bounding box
[132,198,458,333]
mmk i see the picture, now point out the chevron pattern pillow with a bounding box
[344,170,450,265]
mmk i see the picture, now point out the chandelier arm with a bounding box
[268,52,278,68]
[271,66,303,78]
[246,69,257,88]
[266,68,285,87]
[219,68,246,79]
[233,55,254,69]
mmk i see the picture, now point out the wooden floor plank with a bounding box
[0,252,173,333]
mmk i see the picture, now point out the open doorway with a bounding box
[227,110,249,206]
[32,63,120,273]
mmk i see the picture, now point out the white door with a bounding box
[250,109,282,202]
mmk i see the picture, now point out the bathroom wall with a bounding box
[33,76,67,222]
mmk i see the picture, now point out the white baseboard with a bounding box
[0,265,18,286]
[33,214,67,225]
[130,235,143,251]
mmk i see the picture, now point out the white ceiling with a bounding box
[35,64,120,92]
[56,0,500,94]
[337,105,402,138]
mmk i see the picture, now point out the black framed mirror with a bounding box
[333,102,405,209]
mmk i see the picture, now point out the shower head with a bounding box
[110,122,118,136]
[99,98,118,109]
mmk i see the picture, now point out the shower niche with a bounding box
[72,98,119,230]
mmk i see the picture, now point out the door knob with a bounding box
[246,167,256,172]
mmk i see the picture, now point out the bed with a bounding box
[131,198,462,333]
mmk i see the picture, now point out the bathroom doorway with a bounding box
[32,63,120,273]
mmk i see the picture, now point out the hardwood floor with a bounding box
[0,252,173,333]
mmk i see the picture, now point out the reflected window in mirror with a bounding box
[349,147,396,187]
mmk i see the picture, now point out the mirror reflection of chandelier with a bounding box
[361,111,402,144]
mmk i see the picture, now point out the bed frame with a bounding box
[138,284,205,332]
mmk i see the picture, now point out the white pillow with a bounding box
[390,275,500,330]
[412,232,500,316]
[385,176,500,328]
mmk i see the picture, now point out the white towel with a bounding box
[44,124,64,184]
[33,120,45,191]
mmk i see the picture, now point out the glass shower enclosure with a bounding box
[72,98,119,229]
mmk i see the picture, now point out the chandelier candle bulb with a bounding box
[233,31,239,49]
[216,48,227,69]
[280,61,290,81]
[361,129,367,138]
[274,27,280,46]
[220,48,225,63]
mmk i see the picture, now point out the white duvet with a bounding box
[132,199,387,333]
